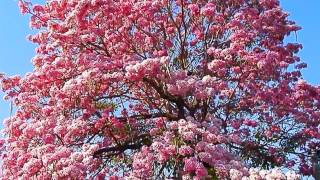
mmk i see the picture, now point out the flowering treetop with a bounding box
[0,0,319,179]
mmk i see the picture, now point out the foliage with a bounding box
[0,0,319,179]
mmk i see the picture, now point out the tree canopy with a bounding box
[0,0,319,179]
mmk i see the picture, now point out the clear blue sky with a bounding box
[0,0,319,121]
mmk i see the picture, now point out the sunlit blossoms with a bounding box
[0,0,319,179]
[230,168,301,180]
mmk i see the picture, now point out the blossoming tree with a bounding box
[0,0,319,179]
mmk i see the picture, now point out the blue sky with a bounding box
[0,0,319,121]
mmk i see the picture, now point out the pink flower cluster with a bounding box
[230,168,301,180]
[130,146,154,178]
[0,0,317,179]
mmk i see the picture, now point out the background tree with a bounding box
[0,0,318,179]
